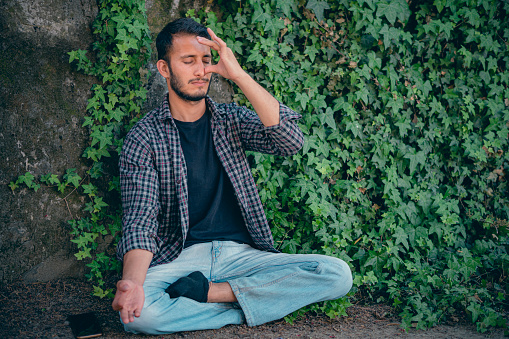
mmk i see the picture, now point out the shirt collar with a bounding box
[157,93,226,123]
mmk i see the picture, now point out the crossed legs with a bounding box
[123,241,352,334]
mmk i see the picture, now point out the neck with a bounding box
[168,91,207,122]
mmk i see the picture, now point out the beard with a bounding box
[169,63,210,102]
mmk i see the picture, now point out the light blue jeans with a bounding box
[123,241,352,334]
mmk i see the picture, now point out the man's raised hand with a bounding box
[197,28,246,83]
[198,27,280,127]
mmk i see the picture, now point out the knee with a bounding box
[123,307,159,335]
[122,298,169,335]
[322,257,353,299]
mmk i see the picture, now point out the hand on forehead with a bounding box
[170,33,212,58]
[196,28,225,52]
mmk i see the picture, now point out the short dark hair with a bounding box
[156,18,211,61]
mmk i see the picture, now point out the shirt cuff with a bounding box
[263,102,302,132]
[116,229,158,261]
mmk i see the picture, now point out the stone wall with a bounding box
[0,0,232,283]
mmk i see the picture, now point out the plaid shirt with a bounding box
[117,95,304,267]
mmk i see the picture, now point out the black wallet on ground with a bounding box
[67,312,102,339]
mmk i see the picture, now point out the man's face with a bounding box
[166,34,212,102]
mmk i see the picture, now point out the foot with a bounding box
[165,271,209,302]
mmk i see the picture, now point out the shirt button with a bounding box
[176,179,181,184]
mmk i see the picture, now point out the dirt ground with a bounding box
[0,279,506,339]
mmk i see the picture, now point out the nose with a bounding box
[194,61,205,77]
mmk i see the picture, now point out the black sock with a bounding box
[165,271,209,302]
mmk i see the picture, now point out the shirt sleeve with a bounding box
[234,101,304,155]
[116,129,160,262]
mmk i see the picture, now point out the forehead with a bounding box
[169,34,211,58]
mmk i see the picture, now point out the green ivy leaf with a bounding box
[127,19,145,39]
[64,169,82,188]
[379,25,400,47]
[115,28,128,42]
[19,172,35,188]
[304,45,319,63]
[277,0,298,18]
[404,150,426,175]
[82,116,95,127]
[321,107,337,130]
[82,183,97,197]
[252,3,271,26]
[355,86,370,105]
[264,17,286,36]
[8,181,19,191]
[393,227,409,250]
[93,197,109,212]
[376,0,410,25]
[110,107,125,122]
[306,0,330,23]
[75,247,92,260]
[112,14,129,29]
[71,235,89,249]
[295,92,309,110]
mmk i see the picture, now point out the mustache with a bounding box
[188,78,210,84]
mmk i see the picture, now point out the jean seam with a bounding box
[228,281,254,325]
[214,259,321,282]
[236,271,300,293]
[226,270,303,326]
[211,241,224,281]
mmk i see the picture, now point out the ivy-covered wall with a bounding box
[0,0,228,283]
[3,0,507,332]
[197,0,508,331]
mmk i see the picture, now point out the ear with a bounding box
[156,59,170,78]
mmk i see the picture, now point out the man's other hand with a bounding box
[112,279,145,324]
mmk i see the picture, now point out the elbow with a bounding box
[283,129,304,156]
[294,131,305,153]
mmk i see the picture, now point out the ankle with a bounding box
[207,282,237,303]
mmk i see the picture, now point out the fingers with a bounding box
[196,36,219,51]
[120,309,130,324]
[196,27,227,52]
[120,309,136,324]
[117,303,140,324]
[112,299,121,311]
[116,302,140,324]
[111,286,124,311]
[207,28,226,47]
[204,64,219,75]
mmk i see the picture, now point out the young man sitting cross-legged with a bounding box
[111,18,353,334]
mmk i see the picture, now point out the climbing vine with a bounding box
[10,0,152,298]
[9,0,509,333]
[194,0,509,332]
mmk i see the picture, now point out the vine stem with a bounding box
[64,197,74,219]
[57,171,90,202]
[56,169,90,219]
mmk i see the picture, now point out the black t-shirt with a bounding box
[174,110,253,248]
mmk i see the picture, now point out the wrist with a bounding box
[121,277,144,286]
[121,249,152,286]
[231,69,251,86]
